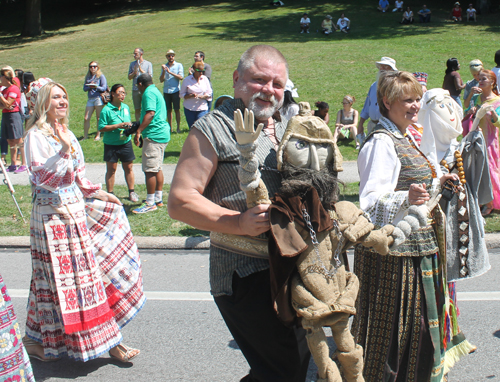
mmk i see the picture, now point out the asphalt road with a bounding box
[1,248,498,382]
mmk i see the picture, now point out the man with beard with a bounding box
[168,45,311,382]
[356,56,397,148]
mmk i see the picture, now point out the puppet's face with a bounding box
[284,138,333,171]
[431,94,462,131]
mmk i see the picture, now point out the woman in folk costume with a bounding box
[464,69,500,216]
[352,71,474,382]
[418,88,491,282]
[22,82,145,363]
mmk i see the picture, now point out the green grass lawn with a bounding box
[3,183,500,236]
[1,0,500,234]
[1,0,499,165]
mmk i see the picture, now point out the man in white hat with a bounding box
[356,56,397,148]
[160,49,184,133]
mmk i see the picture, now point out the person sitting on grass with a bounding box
[418,4,431,22]
[466,4,476,21]
[400,6,414,23]
[337,13,350,33]
[335,95,359,146]
[321,15,335,34]
[450,2,462,21]
[300,13,310,33]
[378,0,390,12]
[313,101,330,125]
[393,0,403,12]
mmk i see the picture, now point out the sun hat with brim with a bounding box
[326,15,332,19]
[166,49,175,55]
[375,56,397,71]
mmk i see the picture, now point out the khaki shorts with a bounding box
[142,137,168,173]
[132,90,142,110]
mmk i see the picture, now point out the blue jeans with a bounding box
[184,108,208,129]
[451,95,462,108]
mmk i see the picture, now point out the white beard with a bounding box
[248,91,283,120]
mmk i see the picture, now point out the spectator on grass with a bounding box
[450,2,462,21]
[180,62,212,129]
[160,49,184,134]
[337,13,350,33]
[132,73,170,214]
[400,6,414,23]
[189,51,213,109]
[128,48,153,122]
[393,0,403,12]
[466,4,476,21]
[98,84,139,203]
[463,59,483,107]
[378,0,390,12]
[492,50,500,90]
[418,4,431,22]
[83,61,107,141]
[357,56,397,146]
[442,57,466,107]
[300,13,310,33]
[0,66,26,173]
[335,95,358,144]
[321,15,335,34]
[313,101,330,124]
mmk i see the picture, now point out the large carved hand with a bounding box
[234,108,264,145]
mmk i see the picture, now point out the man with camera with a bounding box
[132,73,170,214]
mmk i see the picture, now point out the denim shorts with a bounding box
[86,97,104,107]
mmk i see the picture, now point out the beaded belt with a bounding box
[33,184,83,206]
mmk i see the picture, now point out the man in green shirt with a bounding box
[133,74,170,213]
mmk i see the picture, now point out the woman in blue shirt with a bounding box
[83,61,107,140]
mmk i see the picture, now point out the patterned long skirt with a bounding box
[352,247,474,382]
[26,198,145,361]
[0,274,35,382]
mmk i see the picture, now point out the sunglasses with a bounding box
[166,55,175,58]
[89,65,98,68]
[194,68,205,72]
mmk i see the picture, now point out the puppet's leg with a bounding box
[330,314,364,382]
[302,320,342,382]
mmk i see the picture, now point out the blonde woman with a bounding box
[335,95,359,146]
[23,82,144,363]
[83,61,107,140]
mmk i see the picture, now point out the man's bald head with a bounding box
[237,45,289,76]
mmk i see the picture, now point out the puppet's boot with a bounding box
[336,345,364,382]
[305,327,342,382]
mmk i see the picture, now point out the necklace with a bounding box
[262,121,280,149]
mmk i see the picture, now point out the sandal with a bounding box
[23,336,58,362]
[109,343,140,363]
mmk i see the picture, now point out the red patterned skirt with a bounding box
[26,198,145,361]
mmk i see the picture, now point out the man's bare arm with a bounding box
[168,129,270,236]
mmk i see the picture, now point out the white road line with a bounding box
[6,289,500,302]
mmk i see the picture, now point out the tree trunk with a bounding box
[21,0,43,37]
[478,0,489,14]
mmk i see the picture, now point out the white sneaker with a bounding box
[307,30,310,33]
[301,30,304,33]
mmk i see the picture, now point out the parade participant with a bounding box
[0,274,35,380]
[357,56,397,146]
[23,82,145,363]
[168,45,311,382]
[335,95,358,144]
[98,84,139,202]
[83,61,107,140]
[353,71,474,381]
[464,69,500,215]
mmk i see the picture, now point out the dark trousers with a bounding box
[214,269,310,382]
